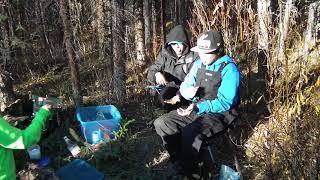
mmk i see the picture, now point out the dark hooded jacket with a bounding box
[147,25,198,86]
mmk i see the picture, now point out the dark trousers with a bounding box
[153,110,227,173]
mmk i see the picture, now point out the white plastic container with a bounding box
[27,144,41,160]
[91,130,102,144]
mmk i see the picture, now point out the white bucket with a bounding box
[27,144,41,160]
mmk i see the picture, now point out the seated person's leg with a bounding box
[180,113,227,175]
[153,111,192,162]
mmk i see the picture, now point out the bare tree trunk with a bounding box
[59,0,82,107]
[112,0,126,102]
[0,70,14,112]
[151,0,157,37]
[160,0,166,46]
[143,0,152,50]
[317,4,320,40]
[152,0,160,58]
[178,0,186,25]
[96,0,106,62]
[134,0,146,67]
[0,0,14,112]
[95,0,113,79]
[106,0,113,74]
[39,1,54,59]
[257,0,271,94]
[277,0,294,63]
[174,0,179,24]
[303,2,318,64]
[174,0,184,25]
[184,0,191,26]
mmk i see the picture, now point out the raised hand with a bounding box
[41,104,52,111]
[155,72,168,85]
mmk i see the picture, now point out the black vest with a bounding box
[195,61,239,125]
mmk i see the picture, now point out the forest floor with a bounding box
[12,91,267,180]
[9,67,269,180]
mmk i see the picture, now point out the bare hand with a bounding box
[164,95,180,105]
[155,72,168,85]
[41,104,52,111]
[186,86,199,99]
[43,98,61,109]
[177,103,196,116]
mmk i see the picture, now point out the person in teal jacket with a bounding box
[0,104,52,180]
[153,30,241,176]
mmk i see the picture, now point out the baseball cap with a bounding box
[190,30,224,53]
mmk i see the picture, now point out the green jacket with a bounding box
[0,108,51,180]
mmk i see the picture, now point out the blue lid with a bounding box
[56,159,104,180]
[37,156,50,167]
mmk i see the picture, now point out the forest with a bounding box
[0,0,319,179]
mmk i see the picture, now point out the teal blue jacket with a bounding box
[180,55,241,114]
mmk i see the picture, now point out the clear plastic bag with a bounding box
[219,164,240,180]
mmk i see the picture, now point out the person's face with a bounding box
[171,43,185,57]
[199,52,219,65]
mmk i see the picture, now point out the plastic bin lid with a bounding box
[56,159,104,180]
[76,105,122,123]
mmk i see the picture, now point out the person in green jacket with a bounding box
[0,104,52,180]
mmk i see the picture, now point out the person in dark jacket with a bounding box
[147,25,198,110]
[153,30,241,176]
